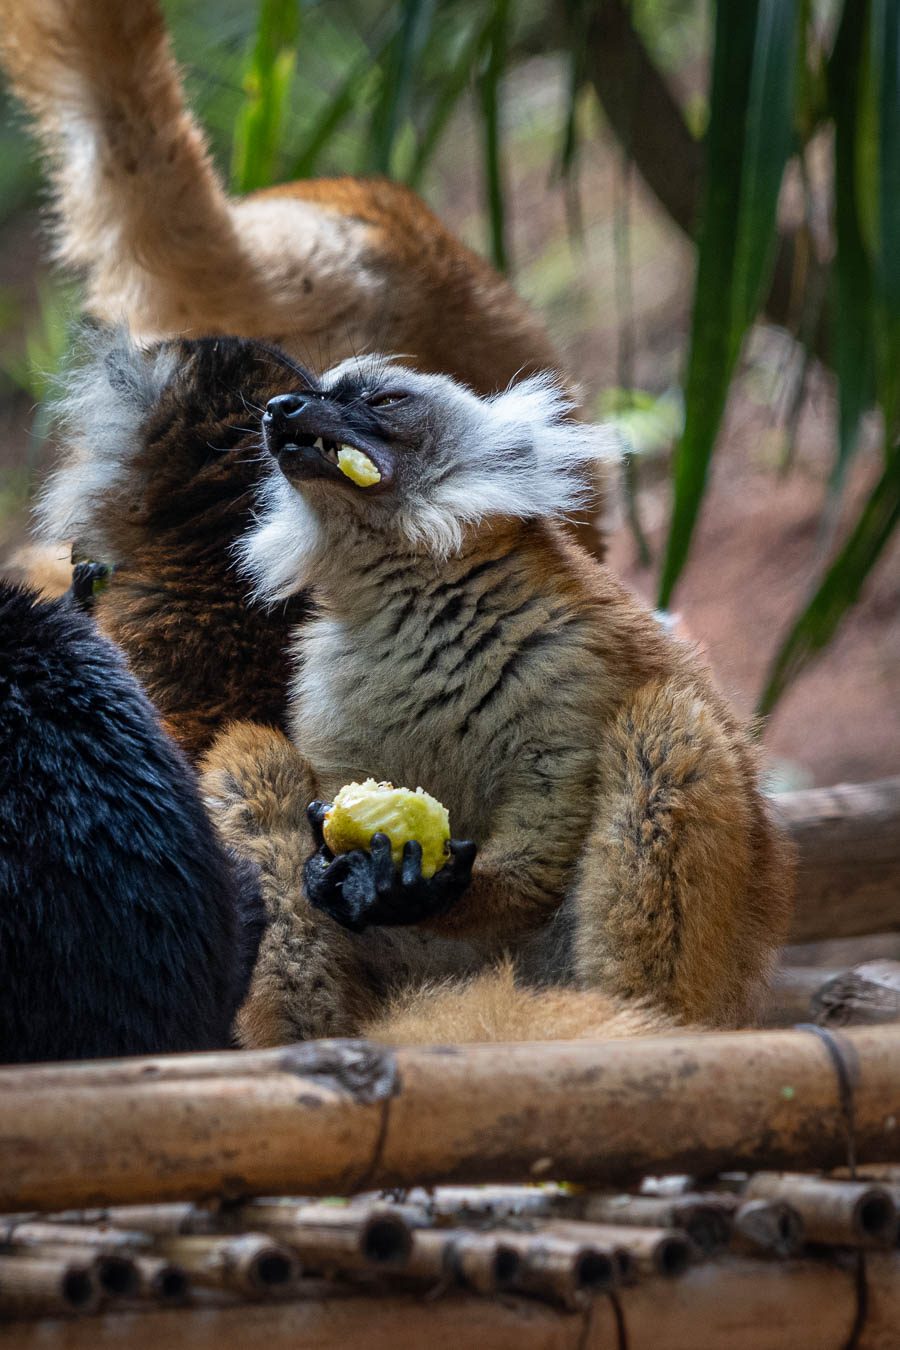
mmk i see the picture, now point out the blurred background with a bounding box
[0,0,897,790]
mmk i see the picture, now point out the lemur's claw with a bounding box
[303,831,478,933]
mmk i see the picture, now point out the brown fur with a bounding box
[362,960,680,1044]
[202,508,794,1043]
[45,337,318,759]
[0,0,561,394]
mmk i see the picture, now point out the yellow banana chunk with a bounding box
[323,779,450,878]
[337,444,381,486]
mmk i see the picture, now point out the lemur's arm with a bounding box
[200,722,380,1045]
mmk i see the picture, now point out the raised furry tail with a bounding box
[363,959,681,1045]
[0,0,248,333]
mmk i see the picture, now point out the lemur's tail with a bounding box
[0,0,249,333]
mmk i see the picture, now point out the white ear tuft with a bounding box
[34,326,179,547]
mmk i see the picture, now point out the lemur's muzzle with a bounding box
[262,393,392,490]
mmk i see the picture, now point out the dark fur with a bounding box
[0,583,265,1062]
[75,337,317,760]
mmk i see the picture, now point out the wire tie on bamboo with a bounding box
[796,1022,869,1350]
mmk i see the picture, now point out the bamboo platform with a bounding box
[0,774,897,1344]
[0,1024,900,1346]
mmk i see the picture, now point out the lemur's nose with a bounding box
[264,392,315,425]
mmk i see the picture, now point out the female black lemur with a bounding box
[0,582,265,1062]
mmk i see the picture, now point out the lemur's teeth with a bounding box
[313,436,325,452]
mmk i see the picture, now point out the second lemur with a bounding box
[201,359,794,1046]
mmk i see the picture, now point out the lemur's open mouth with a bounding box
[262,394,392,491]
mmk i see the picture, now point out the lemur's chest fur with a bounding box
[289,546,601,843]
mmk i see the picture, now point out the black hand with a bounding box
[302,811,477,933]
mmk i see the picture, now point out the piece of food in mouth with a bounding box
[336,444,381,486]
[323,779,451,877]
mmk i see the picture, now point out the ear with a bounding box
[35,326,180,550]
[419,374,619,552]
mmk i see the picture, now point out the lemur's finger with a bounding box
[369,833,394,893]
[400,839,424,887]
[306,799,331,849]
[447,839,477,880]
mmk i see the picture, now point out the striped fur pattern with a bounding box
[203,360,794,1045]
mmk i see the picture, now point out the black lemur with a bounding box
[0,582,266,1062]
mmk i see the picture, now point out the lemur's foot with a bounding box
[304,800,477,933]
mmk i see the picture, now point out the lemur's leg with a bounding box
[570,679,793,1027]
[200,722,379,1045]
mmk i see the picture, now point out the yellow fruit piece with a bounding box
[323,779,450,878]
[337,445,381,487]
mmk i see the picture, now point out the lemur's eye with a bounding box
[368,391,408,408]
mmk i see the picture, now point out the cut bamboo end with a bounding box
[404,1228,520,1296]
[234,1201,414,1272]
[731,1199,805,1257]
[132,1255,191,1304]
[544,1220,693,1278]
[580,1193,733,1253]
[0,1254,101,1317]
[509,1231,618,1307]
[2,1242,140,1300]
[155,1234,299,1297]
[745,1174,897,1247]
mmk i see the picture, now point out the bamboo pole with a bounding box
[2,1027,900,1209]
[0,1255,101,1318]
[51,1206,219,1237]
[543,1221,692,1277]
[812,960,900,1028]
[2,1244,139,1300]
[230,1201,413,1271]
[729,1199,805,1256]
[0,1220,151,1252]
[152,1235,299,1297]
[1,1257,895,1349]
[131,1256,190,1305]
[0,1289,609,1348]
[779,777,900,943]
[578,1194,732,1252]
[744,1174,896,1247]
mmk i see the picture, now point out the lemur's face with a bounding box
[261,357,465,504]
[245,353,608,592]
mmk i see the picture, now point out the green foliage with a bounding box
[657,0,798,608]
[0,0,898,719]
[231,0,300,194]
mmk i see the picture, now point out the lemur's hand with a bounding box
[304,800,476,933]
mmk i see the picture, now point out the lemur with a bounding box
[0,581,265,1062]
[1,0,612,600]
[199,357,794,1047]
[0,0,561,394]
[36,332,319,759]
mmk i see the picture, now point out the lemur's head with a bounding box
[244,354,615,601]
